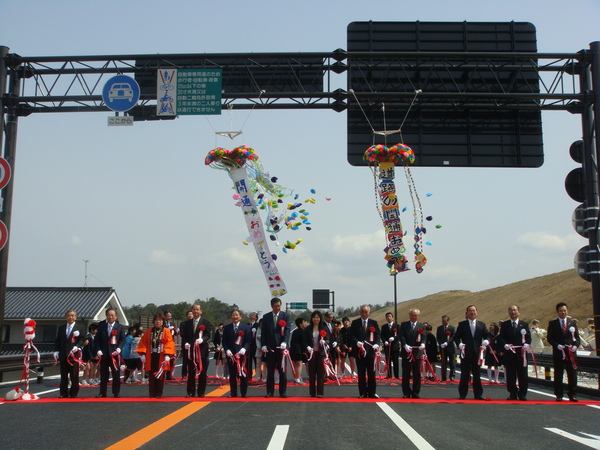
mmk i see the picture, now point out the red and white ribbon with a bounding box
[67,348,86,369]
[190,341,204,375]
[280,348,296,377]
[111,351,124,371]
[154,358,170,379]
[374,348,387,375]
[234,353,247,378]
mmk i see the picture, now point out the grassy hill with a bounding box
[367,269,593,329]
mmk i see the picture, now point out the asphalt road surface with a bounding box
[1,362,599,449]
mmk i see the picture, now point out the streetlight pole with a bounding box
[391,269,398,320]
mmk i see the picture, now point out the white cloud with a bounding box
[330,230,385,254]
[516,232,584,252]
[149,250,186,265]
[70,235,82,246]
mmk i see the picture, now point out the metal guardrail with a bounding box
[0,352,55,382]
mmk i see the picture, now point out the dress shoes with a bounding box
[411,394,420,399]
[519,397,527,401]
[369,394,380,399]
[459,396,466,400]
[95,394,107,398]
[569,396,578,402]
[280,394,288,398]
[114,394,121,398]
[358,394,367,399]
[59,396,67,399]
[474,396,486,401]
[556,396,563,402]
[402,395,411,399]
[507,396,517,401]
[265,393,273,398]
[228,394,237,398]
[185,394,194,398]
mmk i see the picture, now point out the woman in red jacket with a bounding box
[137,312,176,398]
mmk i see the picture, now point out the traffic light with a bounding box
[566,139,594,281]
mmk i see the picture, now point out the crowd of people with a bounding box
[53,299,592,402]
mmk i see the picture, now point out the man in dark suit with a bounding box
[93,308,127,398]
[381,312,400,379]
[54,309,86,398]
[349,305,381,399]
[180,303,212,397]
[261,297,291,398]
[453,305,489,400]
[499,305,531,401]
[436,315,456,381]
[399,308,426,398]
[222,309,252,398]
[547,301,580,402]
[246,312,259,380]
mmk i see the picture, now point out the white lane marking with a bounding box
[377,402,435,450]
[545,428,600,449]
[266,424,290,450]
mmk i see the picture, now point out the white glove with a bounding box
[196,338,203,345]
[72,346,79,352]
[404,344,412,352]
[307,346,313,352]
[557,344,565,351]
[115,348,121,354]
[389,337,395,343]
[357,341,364,348]
[97,350,103,357]
[140,354,146,362]
[280,342,287,350]
[239,348,246,355]
[53,351,59,358]
[440,342,448,348]
[384,341,389,346]
[458,343,466,350]
[164,355,170,362]
[319,339,325,346]
[261,346,268,353]
[184,343,190,350]
[504,344,511,350]
[523,343,531,350]
[419,344,425,350]
[373,344,380,351]
[169,326,174,331]
[482,339,489,347]
[226,350,233,357]
[569,345,577,353]
[332,342,338,348]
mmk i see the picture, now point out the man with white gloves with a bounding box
[349,305,381,399]
[222,309,252,398]
[261,297,291,398]
[499,305,531,401]
[399,308,426,399]
[453,305,490,400]
[180,303,212,398]
[54,309,86,398]
[93,308,127,398]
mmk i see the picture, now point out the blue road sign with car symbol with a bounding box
[102,75,140,112]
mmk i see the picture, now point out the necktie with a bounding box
[108,324,113,335]
[562,319,567,333]
[470,320,476,337]
[274,313,278,327]
[363,320,367,334]
[194,319,198,332]
[67,324,72,337]
[234,324,238,334]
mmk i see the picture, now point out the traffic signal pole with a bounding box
[589,41,600,358]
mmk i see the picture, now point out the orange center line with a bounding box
[105,387,230,450]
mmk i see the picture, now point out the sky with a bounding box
[0,0,599,316]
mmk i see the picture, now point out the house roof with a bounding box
[5,287,127,323]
